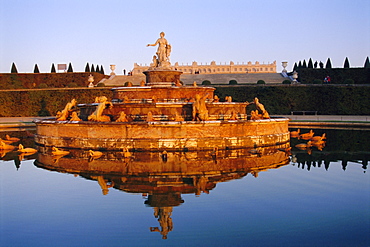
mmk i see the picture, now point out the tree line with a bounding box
[293,56,369,71]
[10,62,106,74]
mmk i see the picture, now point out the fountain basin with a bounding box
[34,117,290,151]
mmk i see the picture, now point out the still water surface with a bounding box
[0,128,369,246]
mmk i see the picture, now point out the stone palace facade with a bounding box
[132,60,276,75]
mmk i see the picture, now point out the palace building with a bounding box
[132,60,276,75]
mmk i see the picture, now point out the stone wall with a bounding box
[132,61,276,75]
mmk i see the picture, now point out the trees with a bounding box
[91,64,95,73]
[85,63,90,72]
[308,58,313,69]
[100,65,105,75]
[364,57,370,68]
[293,62,297,71]
[325,58,332,69]
[67,62,73,72]
[51,63,56,73]
[34,64,40,73]
[11,62,18,73]
[344,57,350,68]
[302,60,307,68]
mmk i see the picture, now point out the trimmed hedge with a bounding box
[1,86,369,117]
[214,85,370,115]
[0,72,108,89]
[0,88,112,117]
[296,68,370,84]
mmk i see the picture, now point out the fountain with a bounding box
[34,144,290,239]
[34,32,290,151]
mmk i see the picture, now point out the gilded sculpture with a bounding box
[70,112,81,121]
[56,98,77,121]
[88,96,113,122]
[116,111,128,122]
[192,94,209,121]
[254,97,270,119]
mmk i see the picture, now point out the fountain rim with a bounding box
[33,116,290,126]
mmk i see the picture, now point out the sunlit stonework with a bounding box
[34,33,290,151]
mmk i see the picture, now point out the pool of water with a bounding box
[1,128,369,246]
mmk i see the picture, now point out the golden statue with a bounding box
[192,94,209,121]
[250,110,262,120]
[213,95,219,102]
[70,112,81,121]
[254,97,270,119]
[147,111,155,122]
[88,96,113,122]
[56,98,77,121]
[225,96,232,102]
[174,112,184,121]
[116,111,128,122]
[229,111,238,120]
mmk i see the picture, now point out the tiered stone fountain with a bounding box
[34,32,290,151]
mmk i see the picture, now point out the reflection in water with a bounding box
[290,128,369,172]
[291,151,368,172]
[33,145,290,239]
[2,129,369,240]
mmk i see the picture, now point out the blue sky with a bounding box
[1,0,369,73]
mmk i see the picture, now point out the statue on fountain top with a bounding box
[147,32,172,69]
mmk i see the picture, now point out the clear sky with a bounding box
[1,0,369,74]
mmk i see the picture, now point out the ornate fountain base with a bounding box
[143,70,182,86]
[34,66,290,152]
[34,117,290,151]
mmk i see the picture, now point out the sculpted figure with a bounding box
[116,111,128,122]
[57,98,77,121]
[150,207,173,240]
[70,112,81,121]
[150,55,158,68]
[174,112,184,121]
[147,111,155,122]
[147,32,171,68]
[174,78,182,87]
[229,111,237,120]
[250,110,262,120]
[122,96,130,103]
[192,94,209,121]
[254,97,270,119]
[88,96,113,122]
